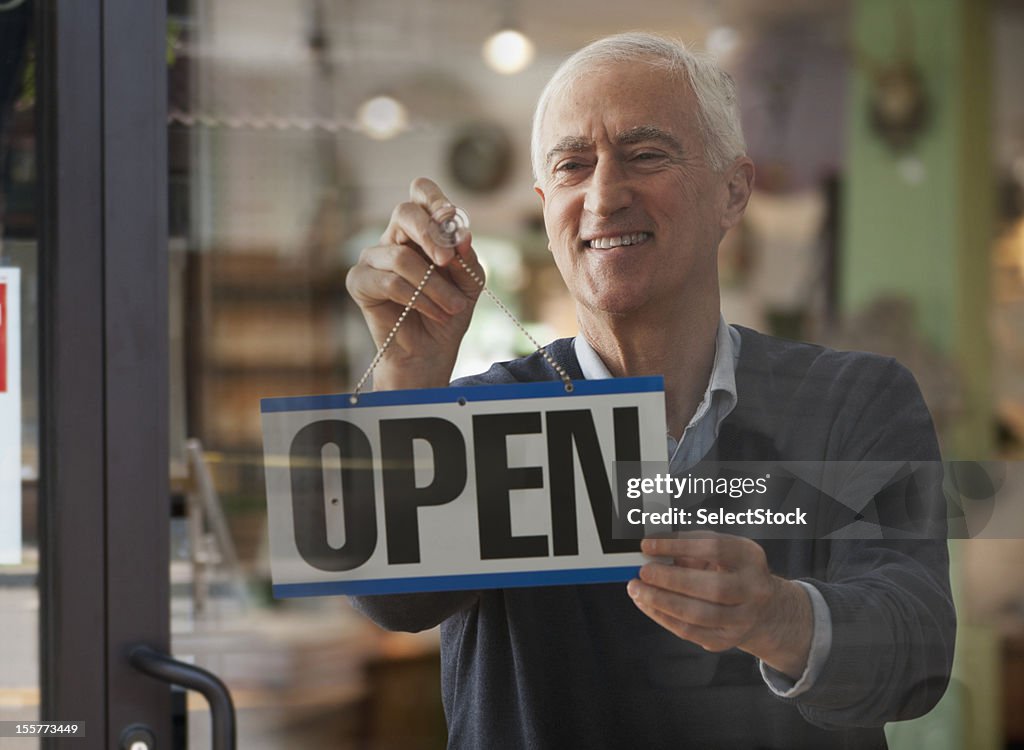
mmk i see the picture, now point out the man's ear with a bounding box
[536,182,552,253]
[721,157,754,231]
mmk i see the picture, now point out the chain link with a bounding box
[349,265,434,404]
[349,256,574,404]
[451,256,574,393]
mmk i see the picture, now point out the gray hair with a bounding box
[531,32,746,181]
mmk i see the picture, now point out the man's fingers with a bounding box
[347,247,453,323]
[391,176,459,266]
[409,176,453,217]
[627,578,734,630]
[408,178,482,274]
[638,562,743,605]
[448,235,486,296]
[363,244,469,315]
[673,555,715,571]
[641,533,763,569]
[367,270,450,325]
[346,264,450,324]
[382,201,456,266]
[376,178,484,288]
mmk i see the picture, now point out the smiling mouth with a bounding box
[584,232,652,249]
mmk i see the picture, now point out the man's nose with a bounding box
[583,159,632,218]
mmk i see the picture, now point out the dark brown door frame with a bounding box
[38,0,170,745]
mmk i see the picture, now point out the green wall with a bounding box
[844,1,997,749]
[842,0,993,459]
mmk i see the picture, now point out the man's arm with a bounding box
[783,359,954,727]
[791,533,954,728]
[629,358,955,728]
[351,591,481,633]
[344,177,486,631]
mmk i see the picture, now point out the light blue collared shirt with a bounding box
[573,316,831,698]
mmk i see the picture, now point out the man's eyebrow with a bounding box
[614,126,684,153]
[544,136,594,169]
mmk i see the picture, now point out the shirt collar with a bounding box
[572,314,740,432]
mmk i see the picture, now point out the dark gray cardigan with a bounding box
[353,327,955,750]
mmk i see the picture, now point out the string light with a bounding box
[357,95,408,140]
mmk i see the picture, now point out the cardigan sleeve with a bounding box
[351,590,481,633]
[786,358,956,729]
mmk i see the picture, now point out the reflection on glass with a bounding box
[167,3,461,747]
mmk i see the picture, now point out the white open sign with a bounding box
[261,377,667,597]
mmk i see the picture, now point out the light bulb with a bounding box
[706,26,739,59]
[357,95,408,140]
[483,29,535,75]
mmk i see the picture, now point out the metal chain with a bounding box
[349,265,434,404]
[349,256,574,404]
[451,256,574,392]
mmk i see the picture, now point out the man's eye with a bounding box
[633,152,664,161]
[555,161,584,172]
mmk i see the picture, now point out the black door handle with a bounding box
[129,645,237,750]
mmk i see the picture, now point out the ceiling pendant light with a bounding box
[482,28,534,75]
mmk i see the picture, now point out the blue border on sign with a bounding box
[272,565,642,598]
[260,375,664,413]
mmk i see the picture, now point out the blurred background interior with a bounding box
[3,0,1024,747]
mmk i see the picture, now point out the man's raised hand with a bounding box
[345,177,485,390]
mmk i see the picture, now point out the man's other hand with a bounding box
[628,532,813,680]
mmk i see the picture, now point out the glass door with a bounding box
[0,0,40,745]
[163,1,447,745]
[10,2,590,747]
[7,1,188,746]
[7,3,456,747]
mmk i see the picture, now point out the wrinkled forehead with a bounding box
[536,60,699,155]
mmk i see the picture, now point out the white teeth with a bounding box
[588,232,649,249]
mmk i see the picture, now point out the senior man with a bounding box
[345,32,954,750]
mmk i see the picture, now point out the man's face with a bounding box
[534,61,741,318]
